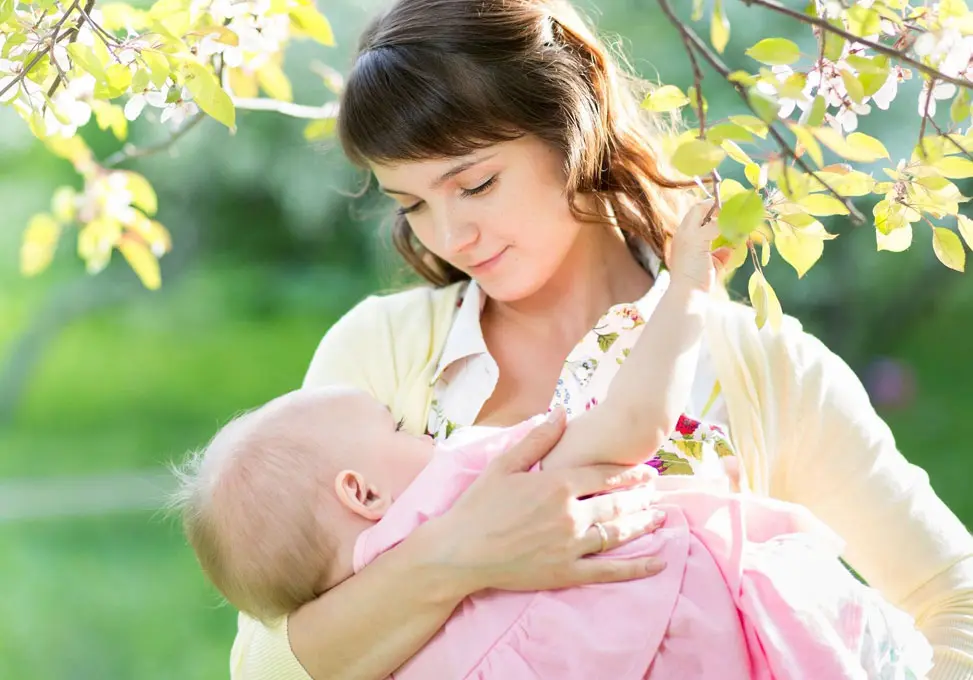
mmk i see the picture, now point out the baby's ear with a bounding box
[334,470,391,520]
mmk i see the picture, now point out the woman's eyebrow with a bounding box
[379,153,498,196]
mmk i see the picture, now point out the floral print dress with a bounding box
[427,270,737,477]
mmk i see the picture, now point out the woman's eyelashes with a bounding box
[394,175,498,216]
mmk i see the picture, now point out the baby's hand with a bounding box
[668,199,730,293]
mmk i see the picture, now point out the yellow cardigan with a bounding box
[230,283,973,680]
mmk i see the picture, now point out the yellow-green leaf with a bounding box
[20,213,61,277]
[671,139,726,176]
[932,227,966,271]
[141,50,170,89]
[718,178,747,201]
[90,100,128,141]
[873,198,909,235]
[876,223,913,252]
[289,4,335,46]
[804,94,826,127]
[119,236,162,290]
[797,193,850,216]
[952,88,972,124]
[643,85,690,112]
[182,61,235,130]
[304,117,337,141]
[67,43,107,82]
[791,124,824,167]
[719,189,765,241]
[773,219,832,278]
[721,139,752,165]
[0,0,14,23]
[257,60,293,102]
[744,162,766,189]
[51,187,77,223]
[813,127,887,162]
[748,87,779,123]
[120,171,158,216]
[745,38,801,66]
[711,0,730,54]
[840,69,865,104]
[933,156,973,179]
[823,18,845,61]
[958,214,973,250]
[728,115,768,138]
[692,0,704,21]
[748,270,782,331]
[706,122,754,144]
[847,5,881,36]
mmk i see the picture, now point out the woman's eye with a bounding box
[460,175,497,198]
[396,202,424,216]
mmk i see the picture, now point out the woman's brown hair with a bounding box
[338,0,698,287]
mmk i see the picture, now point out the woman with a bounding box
[229,1,973,678]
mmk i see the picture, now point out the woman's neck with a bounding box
[484,223,653,344]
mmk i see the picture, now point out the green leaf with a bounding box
[718,178,748,201]
[289,4,335,46]
[132,68,151,93]
[181,61,236,130]
[597,333,619,352]
[20,213,61,277]
[840,69,865,104]
[813,128,888,162]
[803,94,826,127]
[823,18,845,61]
[67,43,107,82]
[718,189,765,241]
[747,87,779,123]
[711,0,730,54]
[933,156,973,179]
[847,5,882,37]
[873,199,909,235]
[643,84,690,112]
[706,122,754,144]
[692,0,704,21]
[744,162,765,188]
[797,193,850,216]
[728,115,768,139]
[932,227,966,272]
[141,50,171,89]
[0,0,14,23]
[686,86,708,116]
[671,139,726,176]
[745,38,801,65]
[951,88,971,124]
[748,270,782,331]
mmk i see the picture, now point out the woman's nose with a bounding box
[440,216,479,256]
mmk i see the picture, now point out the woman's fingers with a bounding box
[564,462,658,497]
[490,408,567,474]
[570,550,667,584]
[578,484,661,526]
[577,508,667,557]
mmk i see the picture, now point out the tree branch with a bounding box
[743,0,973,90]
[925,115,973,162]
[102,112,206,167]
[231,96,339,120]
[656,0,866,224]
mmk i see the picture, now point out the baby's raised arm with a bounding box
[542,199,721,471]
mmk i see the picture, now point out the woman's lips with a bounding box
[469,247,509,274]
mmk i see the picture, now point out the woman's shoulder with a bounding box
[339,282,466,332]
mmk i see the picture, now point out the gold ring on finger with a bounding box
[593,521,609,553]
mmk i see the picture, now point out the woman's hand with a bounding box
[428,409,667,594]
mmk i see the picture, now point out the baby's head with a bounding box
[171,386,433,622]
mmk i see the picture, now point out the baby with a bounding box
[174,200,933,679]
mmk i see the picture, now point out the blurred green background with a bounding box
[1,1,971,678]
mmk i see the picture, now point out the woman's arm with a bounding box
[769,320,973,679]
[229,294,668,680]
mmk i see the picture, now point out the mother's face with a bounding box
[371,135,583,302]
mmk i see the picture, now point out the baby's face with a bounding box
[295,387,435,500]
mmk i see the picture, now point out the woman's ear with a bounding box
[333,470,392,520]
